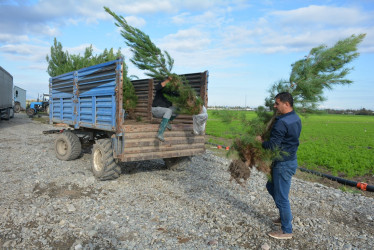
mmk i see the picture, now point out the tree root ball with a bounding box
[228,159,251,187]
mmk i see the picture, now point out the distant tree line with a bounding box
[323,108,374,115]
[46,38,123,77]
[207,106,373,115]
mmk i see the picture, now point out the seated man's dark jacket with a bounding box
[152,83,178,108]
[262,110,301,162]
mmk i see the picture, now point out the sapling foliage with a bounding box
[229,34,366,184]
[104,7,203,115]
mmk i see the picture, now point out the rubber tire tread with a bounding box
[26,108,35,117]
[14,103,21,113]
[54,132,82,161]
[92,139,121,181]
[3,108,10,120]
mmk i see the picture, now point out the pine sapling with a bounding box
[228,34,366,186]
[105,7,203,115]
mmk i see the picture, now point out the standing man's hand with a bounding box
[255,135,263,143]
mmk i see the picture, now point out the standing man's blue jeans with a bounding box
[266,159,298,233]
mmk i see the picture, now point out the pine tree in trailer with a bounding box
[228,34,366,186]
[122,60,138,119]
[104,7,203,115]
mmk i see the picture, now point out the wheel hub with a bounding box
[56,139,67,156]
[93,149,103,172]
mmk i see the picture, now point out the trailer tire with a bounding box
[92,139,121,181]
[54,132,82,161]
[164,156,191,170]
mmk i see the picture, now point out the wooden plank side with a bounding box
[124,136,205,147]
[124,142,205,154]
[124,130,195,139]
[122,148,205,162]
[200,71,208,106]
[152,117,193,125]
[123,123,193,133]
[147,79,154,121]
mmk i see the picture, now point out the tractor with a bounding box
[26,93,50,117]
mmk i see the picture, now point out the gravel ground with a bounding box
[0,113,373,249]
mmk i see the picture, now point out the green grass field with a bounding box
[206,110,374,177]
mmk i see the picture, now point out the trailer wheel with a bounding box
[92,139,121,180]
[164,156,191,170]
[54,132,82,161]
[14,103,21,113]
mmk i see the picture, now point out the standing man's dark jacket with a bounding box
[262,110,301,162]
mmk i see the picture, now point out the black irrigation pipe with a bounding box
[205,142,374,192]
[298,167,374,192]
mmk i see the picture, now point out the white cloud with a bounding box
[64,44,101,55]
[0,43,47,60]
[0,42,102,72]
[124,16,146,28]
[271,5,370,27]
[0,43,49,72]
[172,10,227,27]
[160,29,211,52]
[216,5,374,54]
[0,33,29,43]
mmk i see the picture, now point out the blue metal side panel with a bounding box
[49,59,121,131]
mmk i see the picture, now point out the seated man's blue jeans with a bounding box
[266,159,297,233]
[151,106,177,119]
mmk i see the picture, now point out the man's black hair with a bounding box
[275,92,294,107]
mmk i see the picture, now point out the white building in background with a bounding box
[14,85,26,111]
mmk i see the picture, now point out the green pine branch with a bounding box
[105,7,203,115]
[104,7,173,81]
[228,34,366,178]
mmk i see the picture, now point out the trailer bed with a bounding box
[122,123,205,162]
[49,59,208,164]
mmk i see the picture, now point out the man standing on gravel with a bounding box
[256,92,301,240]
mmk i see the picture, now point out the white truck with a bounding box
[14,85,26,113]
[0,66,14,120]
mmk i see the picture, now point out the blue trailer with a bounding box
[49,58,208,180]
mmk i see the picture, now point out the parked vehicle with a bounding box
[0,66,14,120]
[26,93,49,117]
[13,85,26,113]
[49,58,208,180]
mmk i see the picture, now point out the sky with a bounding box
[0,0,373,110]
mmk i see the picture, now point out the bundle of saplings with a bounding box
[227,34,366,186]
[122,60,138,119]
[105,7,203,115]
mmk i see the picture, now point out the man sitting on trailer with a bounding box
[151,76,178,141]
